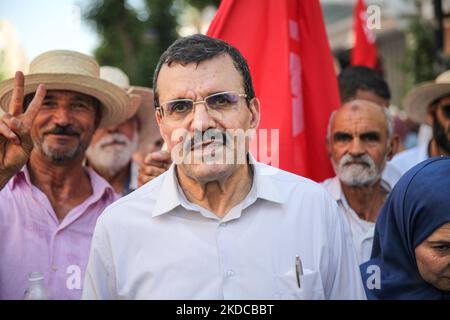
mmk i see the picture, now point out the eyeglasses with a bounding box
[157,91,248,121]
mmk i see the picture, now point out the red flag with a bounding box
[351,0,378,68]
[207,0,338,181]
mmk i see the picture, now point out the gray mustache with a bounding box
[340,154,374,168]
[183,129,230,152]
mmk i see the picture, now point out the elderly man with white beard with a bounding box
[85,115,139,195]
[322,99,396,264]
[86,67,161,196]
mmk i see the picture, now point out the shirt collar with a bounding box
[10,164,116,201]
[325,176,342,201]
[10,165,33,189]
[87,166,117,202]
[152,153,286,218]
[151,163,184,217]
[327,175,391,203]
[248,154,286,205]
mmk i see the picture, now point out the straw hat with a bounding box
[0,50,137,127]
[99,66,160,151]
[403,70,450,124]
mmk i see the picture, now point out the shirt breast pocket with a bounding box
[274,268,325,300]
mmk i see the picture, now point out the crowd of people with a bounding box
[0,34,449,300]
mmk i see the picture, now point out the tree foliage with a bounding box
[83,0,218,87]
[401,16,437,95]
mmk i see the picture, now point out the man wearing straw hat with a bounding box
[0,50,135,299]
[85,66,161,196]
[390,70,450,175]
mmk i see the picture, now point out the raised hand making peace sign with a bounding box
[0,71,46,188]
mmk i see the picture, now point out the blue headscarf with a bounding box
[360,157,450,300]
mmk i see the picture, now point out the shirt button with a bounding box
[220,223,227,228]
[227,269,235,277]
[51,265,58,272]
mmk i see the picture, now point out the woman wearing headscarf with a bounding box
[360,157,450,299]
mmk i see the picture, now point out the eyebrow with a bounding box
[170,91,229,101]
[333,131,382,140]
[359,131,381,140]
[43,94,57,101]
[427,240,450,245]
[43,94,92,104]
[333,132,352,140]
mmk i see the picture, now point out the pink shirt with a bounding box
[0,166,117,300]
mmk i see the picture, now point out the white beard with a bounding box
[86,131,139,179]
[332,153,385,187]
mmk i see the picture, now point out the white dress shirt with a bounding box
[321,176,391,264]
[389,144,429,176]
[83,157,366,300]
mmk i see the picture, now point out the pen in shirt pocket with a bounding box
[295,255,303,288]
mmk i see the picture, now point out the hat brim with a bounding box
[403,82,450,124]
[0,73,138,128]
[129,86,160,151]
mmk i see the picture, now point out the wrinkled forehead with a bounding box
[23,89,97,106]
[156,55,243,97]
[23,90,99,114]
[43,90,96,102]
[333,102,387,132]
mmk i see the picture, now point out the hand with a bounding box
[0,72,46,186]
[136,150,172,187]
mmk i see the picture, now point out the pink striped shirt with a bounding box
[0,166,117,300]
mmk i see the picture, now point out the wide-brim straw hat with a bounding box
[100,66,159,151]
[403,70,450,124]
[0,50,137,128]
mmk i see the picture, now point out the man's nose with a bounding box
[106,125,120,133]
[190,102,216,132]
[52,107,71,126]
[348,138,365,157]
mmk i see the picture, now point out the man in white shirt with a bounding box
[390,70,450,175]
[322,100,396,264]
[82,34,365,300]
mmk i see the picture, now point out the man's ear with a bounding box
[426,112,434,126]
[156,109,162,126]
[387,134,400,161]
[326,137,332,159]
[426,103,436,126]
[155,110,166,142]
[248,97,260,129]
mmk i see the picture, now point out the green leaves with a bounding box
[83,0,219,87]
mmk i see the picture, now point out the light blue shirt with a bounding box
[389,144,429,176]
